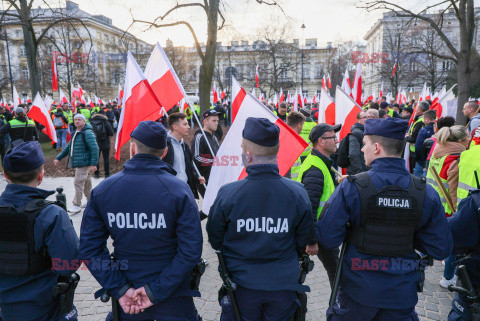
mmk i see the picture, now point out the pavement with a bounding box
[0,176,456,320]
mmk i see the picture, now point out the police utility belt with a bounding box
[0,198,79,314]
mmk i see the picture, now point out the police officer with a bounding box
[79,121,203,320]
[0,141,79,321]
[448,189,480,320]
[0,107,39,147]
[207,117,314,321]
[317,117,453,320]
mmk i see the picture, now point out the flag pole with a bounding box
[192,161,207,189]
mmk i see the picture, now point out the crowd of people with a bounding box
[0,93,479,321]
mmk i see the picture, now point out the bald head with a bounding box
[463,101,479,118]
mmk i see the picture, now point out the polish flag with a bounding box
[327,74,332,89]
[71,84,80,100]
[274,92,279,108]
[255,64,259,88]
[401,89,407,105]
[395,87,401,104]
[13,85,20,108]
[27,93,57,143]
[115,52,164,160]
[431,85,457,119]
[352,63,362,106]
[318,87,335,125]
[118,85,124,107]
[391,63,398,78]
[279,88,285,104]
[322,75,327,91]
[59,88,69,104]
[231,77,246,123]
[287,91,292,104]
[77,83,84,97]
[144,43,184,112]
[297,88,304,109]
[52,59,58,92]
[201,76,308,215]
[379,81,384,102]
[212,83,218,104]
[341,68,351,97]
[26,95,31,104]
[221,90,226,101]
[336,86,362,141]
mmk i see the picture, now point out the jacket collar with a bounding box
[0,184,54,207]
[312,148,332,167]
[246,164,281,179]
[123,153,177,175]
[370,157,409,174]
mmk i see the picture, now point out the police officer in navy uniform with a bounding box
[0,141,79,321]
[316,117,453,321]
[79,121,203,320]
[207,117,314,321]
[447,189,480,320]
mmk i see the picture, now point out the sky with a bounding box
[41,0,480,48]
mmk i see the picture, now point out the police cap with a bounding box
[242,117,279,147]
[130,121,167,149]
[364,117,408,140]
[3,141,45,172]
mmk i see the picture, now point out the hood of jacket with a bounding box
[433,141,466,159]
[91,113,108,121]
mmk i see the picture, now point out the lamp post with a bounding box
[301,23,305,91]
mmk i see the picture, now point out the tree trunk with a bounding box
[198,0,219,113]
[456,57,470,124]
[19,0,41,97]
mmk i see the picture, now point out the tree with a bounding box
[132,0,283,113]
[0,0,90,97]
[361,0,479,124]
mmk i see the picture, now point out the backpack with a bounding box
[91,119,107,140]
[53,114,65,129]
[336,131,363,168]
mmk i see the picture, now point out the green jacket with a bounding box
[56,124,99,168]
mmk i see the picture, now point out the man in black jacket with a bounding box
[347,111,368,175]
[90,110,114,178]
[191,110,220,197]
[164,112,205,199]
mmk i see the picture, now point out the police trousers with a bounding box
[448,294,480,321]
[327,290,419,321]
[220,286,298,321]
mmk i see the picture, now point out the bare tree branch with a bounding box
[151,2,206,26]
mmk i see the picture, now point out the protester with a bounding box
[79,121,203,320]
[285,111,306,179]
[456,128,480,204]
[406,100,430,170]
[52,107,69,151]
[422,116,455,168]
[191,110,220,197]
[346,111,369,175]
[0,107,39,147]
[164,112,205,198]
[400,105,414,120]
[0,141,79,321]
[463,100,480,132]
[413,109,437,177]
[275,102,288,122]
[54,114,99,214]
[367,108,379,119]
[90,109,114,179]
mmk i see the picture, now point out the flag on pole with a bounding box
[341,68,351,97]
[201,76,308,215]
[231,77,246,123]
[212,83,218,104]
[255,65,259,88]
[335,86,363,141]
[118,85,124,107]
[327,74,332,89]
[13,85,20,109]
[391,63,398,78]
[352,63,362,106]
[431,85,457,119]
[144,42,184,112]
[379,81,384,102]
[279,88,285,104]
[52,59,58,92]
[59,88,69,105]
[322,75,327,91]
[318,87,335,125]
[27,93,57,143]
[115,52,165,160]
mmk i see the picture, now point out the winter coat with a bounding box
[347,123,367,175]
[56,124,99,168]
[90,113,114,150]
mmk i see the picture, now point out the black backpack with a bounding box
[91,119,107,140]
[336,131,363,168]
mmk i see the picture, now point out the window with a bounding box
[314,66,322,78]
[22,66,29,79]
[303,66,310,79]
[15,29,22,38]
[442,60,452,71]
[20,45,26,58]
[111,71,122,84]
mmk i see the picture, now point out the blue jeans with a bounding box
[444,254,457,280]
[56,128,68,149]
[413,163,425,178]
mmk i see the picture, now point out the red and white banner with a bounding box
[27,93,57,143]
[335,86,362,141]
[327,74,332,89]
[318,87,335,125]
[118,84,124,107]
[52,59,58,92]
[431,85,457,119]
[115,52,164,160]
[231,77,246,123]
[341,68,352,97]
[144,43,184,112]
[201,76,308,215]
[59,88,69,105]
[352,63,362,106]
[255,64,259,88]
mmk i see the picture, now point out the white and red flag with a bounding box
[322,75,327,91]
[273,92,279,108]
[115,52,164,160]
[431,85,457,119]
[327,74,332,89]
[341,68,352,97]
[297,88,304,109]
[379,81,384,102]
[27,93,57,143]
[255,64,259,88]
[13,85,20,108]
[118,85,124,107]
[52,59,58,92]
[201,76,308,215]
[221,90,226,101]
[77,83,84,97]
[144,43,184,112]
[231,77,247,123]
[279,88,285,104]
[352,63,362,106]
[318,87,335,125]
[59,88,69,105]
[25,95,31,104]
[212,83,218,104]
[391,63,398,78]
[335,86,362,141]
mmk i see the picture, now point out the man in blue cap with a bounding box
[79,121,203,320]
[207,117,314,321]
[317,117,453,320]
[0,141,79,321]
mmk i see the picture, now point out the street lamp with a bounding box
[301,24,306,91]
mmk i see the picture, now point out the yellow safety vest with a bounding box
[409,116,424,152]
[388,109,394,117]
[290,120,316,180]
[457,145,480,203]
[297,153,335,219]
[426,155,452,215]
[8,118,35,128]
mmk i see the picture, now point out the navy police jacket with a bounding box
[207,164,314,292]
[316,158,452,309]
[448,190,480,288]
[0,184,79,321]
[79,154,203,304]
